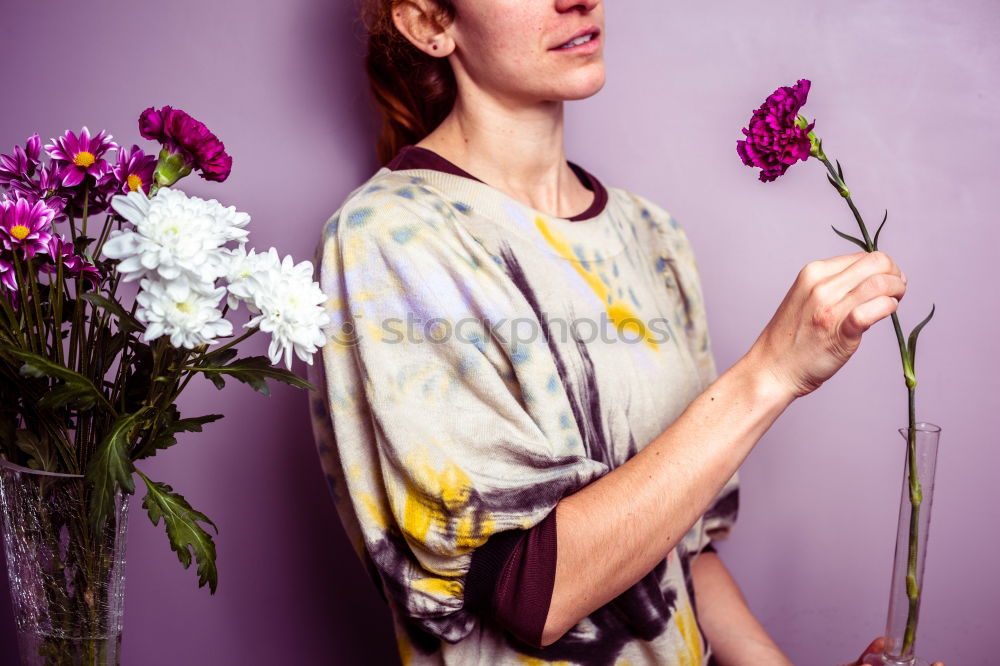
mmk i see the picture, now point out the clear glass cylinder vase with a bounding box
[865,422,942,666]
[0,458,130,666]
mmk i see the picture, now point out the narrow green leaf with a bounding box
[194,355,315,396]
[197,348,239,368]
[826,174,840,192]
[133,410,224,461]
[85,409,147,533]
[80,293,144,333]
[0,345,105,412]
[830,225,868,251]
[873,210,888,251]
[139,472,219,593]
[836,159,844,181]
[906,303,936,373]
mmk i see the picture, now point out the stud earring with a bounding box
[432,44,438,50]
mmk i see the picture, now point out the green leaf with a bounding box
[873,210,888,251]
[193,355,315,396]
[198,348,239,368]
[836,159,844,181]
[14,430,58,472]
[138,472,219,593]
[85,409,147,533]
[80,293,144,333]
[906,303,936,373]
[38,383,99,411]
[830,225,868,251]
[133,408,224,461]
[0,345,105,412]
[72,235,96,256]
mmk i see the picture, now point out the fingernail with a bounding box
[901,272,908,285]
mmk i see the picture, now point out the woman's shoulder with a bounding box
[605,184,687,238]
[320,167,463,244]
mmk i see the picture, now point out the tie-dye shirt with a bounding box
[307,156,740,666]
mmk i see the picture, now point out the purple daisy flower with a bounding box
[44,127,118,188]
[0,195,57,260]
[138,106,232,184]
[9,163,60,199]
[0,255,16,292]
[40,233,102,287]
[100,144,157,195]
[0,134,41,187]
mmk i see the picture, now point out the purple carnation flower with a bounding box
[737,79,815,183]
[139,106,232,183]
[44,127,118,188]
[0,195,57,260]
[39,233,102,287]
[0,134,41,187]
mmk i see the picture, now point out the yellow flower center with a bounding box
[11,225,30,241]
[74,151,96,168]
[176,301,193,314]
[127,174,143,192]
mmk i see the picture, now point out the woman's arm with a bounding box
[541,350,793,646]
[541,250,907,646]
[690,550,792,665]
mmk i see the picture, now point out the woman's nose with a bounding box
[555,0,600,14]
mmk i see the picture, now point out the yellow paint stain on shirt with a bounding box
[535,216,659,351]
[412,575,463,599]
[517,656,574,666]
[674,599,704,666]
[358,491,388,530]
[389,447,496,557]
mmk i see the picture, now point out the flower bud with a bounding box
[153,147,193,187]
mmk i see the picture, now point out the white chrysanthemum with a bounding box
[136,276,233,349]
[103,187,251,289]
[222,245,282,311]
[239,249,329,370]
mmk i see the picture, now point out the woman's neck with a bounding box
[415,93,595,220]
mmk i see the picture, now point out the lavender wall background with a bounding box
[1,0,997,663]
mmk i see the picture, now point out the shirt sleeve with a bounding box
[464,506,558,649]
[646,205,740,554]
[312,186,610,645]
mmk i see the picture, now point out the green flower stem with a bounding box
[817,152,923,657]
[67,184,90,378]
[10,253,40,353]
[24,256,49,357]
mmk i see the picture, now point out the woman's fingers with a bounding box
[840,288,904,341]
[799,250,870,285]
[813,250,902,305]
[841,636,884,666]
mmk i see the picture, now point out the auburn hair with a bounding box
[361,0,458,166]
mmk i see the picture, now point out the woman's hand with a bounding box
[746,250,907,400]
[841,636,944,666]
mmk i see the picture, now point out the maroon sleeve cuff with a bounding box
[464,508,559,649]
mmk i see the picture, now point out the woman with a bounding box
[308,1,932,664]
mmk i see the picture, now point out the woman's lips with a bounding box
[550,30,601,53]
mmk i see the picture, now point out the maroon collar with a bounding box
[386,145,609,221]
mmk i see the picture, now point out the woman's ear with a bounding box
[391,0,456,57]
